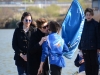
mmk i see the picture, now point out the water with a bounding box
[0,29,78,75]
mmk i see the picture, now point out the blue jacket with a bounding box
[41,33,69,67]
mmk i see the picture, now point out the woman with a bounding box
[78,8,99,75]
[37,21,69,75]
[28,18,49,75]
[12,12,36,75]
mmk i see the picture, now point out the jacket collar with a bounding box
[37,28,45,36]
[85,18,94,23]
[18,23,34,32]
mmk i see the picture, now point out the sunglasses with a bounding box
[42,25,48,29]
[24,19,32,23]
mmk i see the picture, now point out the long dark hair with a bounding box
[19,12,36,27]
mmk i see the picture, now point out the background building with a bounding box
[92,0,100,11]
[92,0,100,22]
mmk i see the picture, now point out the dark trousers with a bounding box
[29,68,49,75]
[28,57,49,75]
[50,64,62,75]
[82,50,99,75]
[28,63,49,75]
[17,66,28,75]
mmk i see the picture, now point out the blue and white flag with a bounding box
[62,0,85,59]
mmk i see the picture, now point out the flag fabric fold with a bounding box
[61,0,85,59]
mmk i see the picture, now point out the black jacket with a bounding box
[78,19,100,50]
[12,23,36,67]
[28,29,49,75]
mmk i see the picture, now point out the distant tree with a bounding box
[57,0,72,2]
[23,0,34,3]
[0,7,15,28]
[29,0,32,2]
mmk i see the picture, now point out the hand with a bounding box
[37,66,43,75]
[79,59,84,64]
[97,49,100,54]
[39,36,47,46]
[20,53,27,61]
[23,55,27,61]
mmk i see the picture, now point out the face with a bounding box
[23,16,32,28]
[85,12,93,21]
[39,22,49,34]
[48,25,52,34]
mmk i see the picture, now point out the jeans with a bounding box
[17,66,28,75]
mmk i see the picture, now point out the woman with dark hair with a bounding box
[28,18,49,75]
[37,21,69,75]
[12,12,36,75]
[78,8,100,75]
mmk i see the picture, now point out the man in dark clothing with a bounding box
[78,8,100,75]
[27,18,49,75]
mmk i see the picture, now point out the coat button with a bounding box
[23,40,27,42]
[91,46,93,47]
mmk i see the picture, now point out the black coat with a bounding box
[12,23,36,67]
[28,29,49,75]
[78,19,100,50]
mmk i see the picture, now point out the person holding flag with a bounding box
[78,8,100,75]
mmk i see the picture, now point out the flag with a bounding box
[62,0,85,59]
